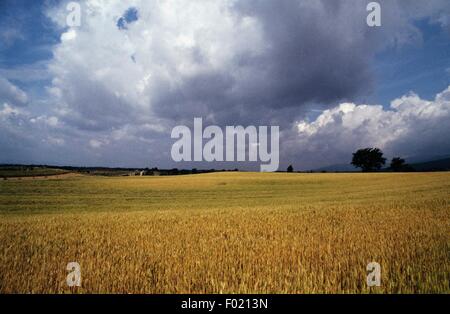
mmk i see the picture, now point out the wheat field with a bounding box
[0,172,448,293]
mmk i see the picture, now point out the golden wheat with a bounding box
[0,172,448,293]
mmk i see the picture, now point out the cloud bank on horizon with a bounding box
[0,0,449,170]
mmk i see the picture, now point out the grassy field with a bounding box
[0,172,448,293]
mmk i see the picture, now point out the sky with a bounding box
[0,0,449,170]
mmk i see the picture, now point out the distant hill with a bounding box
[410,157,450,171]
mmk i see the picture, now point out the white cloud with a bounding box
[89,138,108,148]
[0,76,28,106]
[46,0,265,132]
[0,103,24,117]
[46,137,65,146]
[30,115,59,127]
[293,85,450,168]
[42,0,450,136]
[60,29,77,41]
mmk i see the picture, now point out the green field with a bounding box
[0,172,449,293]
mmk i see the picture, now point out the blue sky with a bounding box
[0,1,58,66]
[372,19,450,106]
[0,0,58,104]
[0,0,449,170]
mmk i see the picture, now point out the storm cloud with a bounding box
[1,0,450,169]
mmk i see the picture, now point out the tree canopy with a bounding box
[351,148,386,172]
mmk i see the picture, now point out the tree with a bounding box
[287,165,294,173]
[390,157,405,172]
[351,148,386,172]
